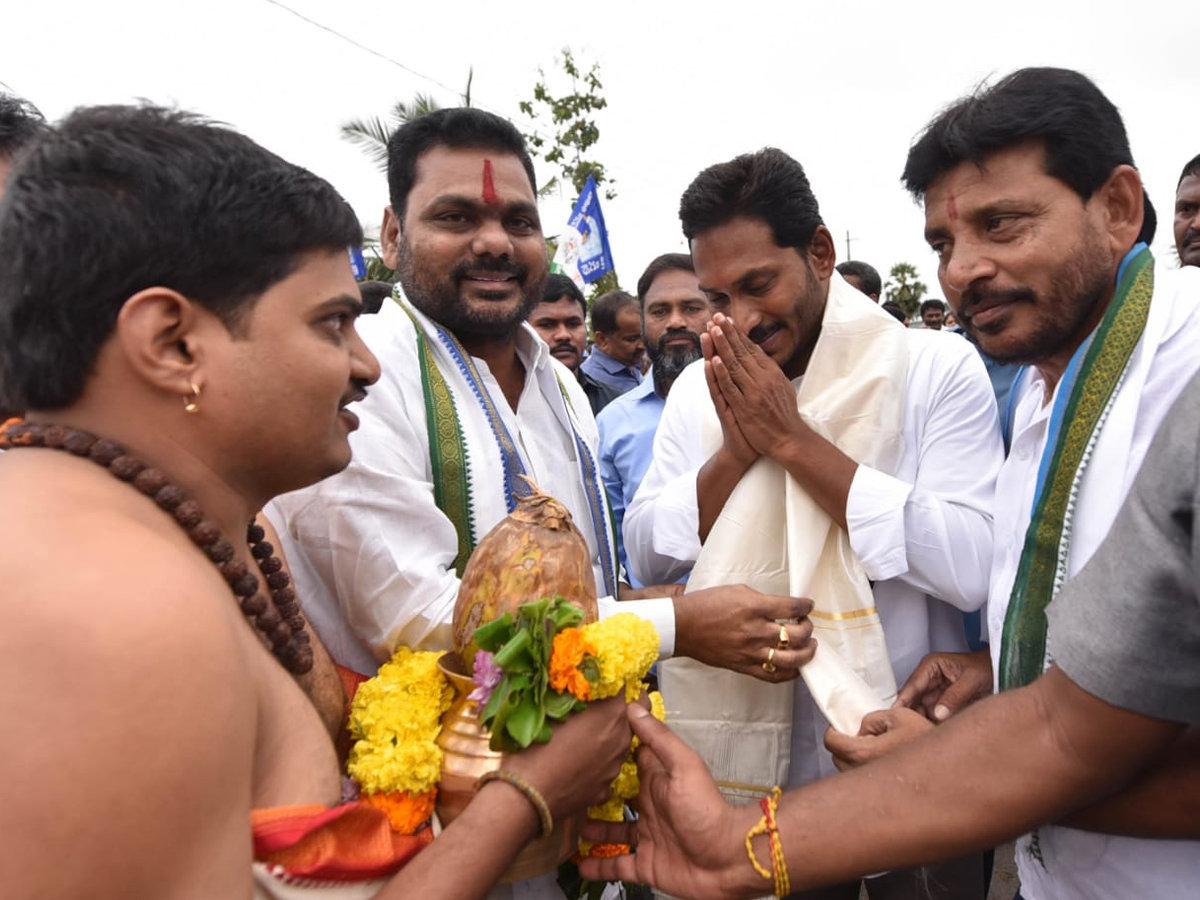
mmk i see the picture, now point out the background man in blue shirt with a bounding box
[598,253,718,584]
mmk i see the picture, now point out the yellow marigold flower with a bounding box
[549,629,595,701]
[581,613,659,701]
[347,648,453,797]
[649,690,666,722]
[587,793,626,822]
[361,789,437,835]
[610,757,640,801]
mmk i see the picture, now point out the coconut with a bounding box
[452,481,598,667]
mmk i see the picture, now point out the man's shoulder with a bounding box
[579,350,608,377]
[576,366,623,415]
[0,487,250,680]
[901,325,990,395]
[596,380,654,429]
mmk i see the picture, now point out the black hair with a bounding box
[540,273,587,317]
[903,68,1158,246]
[591,290,639,334]
[0,92,46,160]
[920,299,946,315]
[1179,153,1200,188]
[881,301,908,324]
[0,104,363,412]
[636,253,695,304]
[358,280,394,315]
[386,107,537,219]
[903,68,1135,202]
[679,147,824,251]
[835,260,881,297]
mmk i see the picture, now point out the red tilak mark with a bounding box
[947,195,958,220]
[482,159,499,206]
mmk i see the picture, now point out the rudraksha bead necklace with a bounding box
[0,421,313,674]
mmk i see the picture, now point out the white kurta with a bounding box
[266,296,675,677]
[625,323,1002,786]
[989,265,1200,900]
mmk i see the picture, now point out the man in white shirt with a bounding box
[267,110,813,709]
[625,147,1002,900]
[268,107,817,900]
[826,66,1200,900]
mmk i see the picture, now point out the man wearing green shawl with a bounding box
[826,67,1200,900]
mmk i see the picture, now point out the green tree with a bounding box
[520,49,620,294]
[519,48,615,202]
[884,262,928,319]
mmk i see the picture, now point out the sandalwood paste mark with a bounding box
[482,159,499,206]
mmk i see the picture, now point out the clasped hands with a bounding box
[703,312,809,466]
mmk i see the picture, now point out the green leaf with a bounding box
[473,613,514,651]
[505,694,545,748]
[480,676,513,728]
[543,689,578,720]
[493,629,533,669]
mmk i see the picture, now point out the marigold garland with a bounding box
[576,689,667,862]
[360,789,438,834]
[346,646,454,831]
[581,613,660,702]
[549,629,595,701]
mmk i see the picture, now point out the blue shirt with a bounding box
[580,346,643,393]
[597,377,665,587]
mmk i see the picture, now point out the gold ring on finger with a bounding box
[778,625,790,648]
[762,646,777,673]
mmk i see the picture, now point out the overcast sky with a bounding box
[5,0,1196,296]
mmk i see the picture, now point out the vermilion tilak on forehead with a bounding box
[947,195,958,220]
[481,159,499,206]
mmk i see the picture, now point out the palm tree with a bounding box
[340,93,443,174]
[884,262,929,319]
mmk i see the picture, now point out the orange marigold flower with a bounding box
[584,842,630,858]
[361,788,437,835]
[549,629,594,701]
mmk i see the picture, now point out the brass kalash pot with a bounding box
[435,651,579,882]
[437,486,600,881]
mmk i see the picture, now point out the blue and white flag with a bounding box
[551,174,614,289]
[348,246,367,280]
[348,244,364,280]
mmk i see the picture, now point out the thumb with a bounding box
[628,703,695,772]
[932,678,977,722]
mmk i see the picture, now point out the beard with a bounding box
[395,237,544,340]
[960,221,1112,366]
[647,328,703,393]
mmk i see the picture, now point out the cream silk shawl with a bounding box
[659,275,907,800]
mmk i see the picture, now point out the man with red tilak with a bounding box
[267,107,818,900]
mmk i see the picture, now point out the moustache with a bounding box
[654,329,702,354]
[958,286,1036,322]
[746,322,781,345]
[452,258,528,283]
[550,341,580,356]
[340,382,369,408]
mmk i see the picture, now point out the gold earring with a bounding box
[183,383,201,414]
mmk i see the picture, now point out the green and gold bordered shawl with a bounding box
[399,304,475,577]
[999,247,1154,691]
[397,301,620,596]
